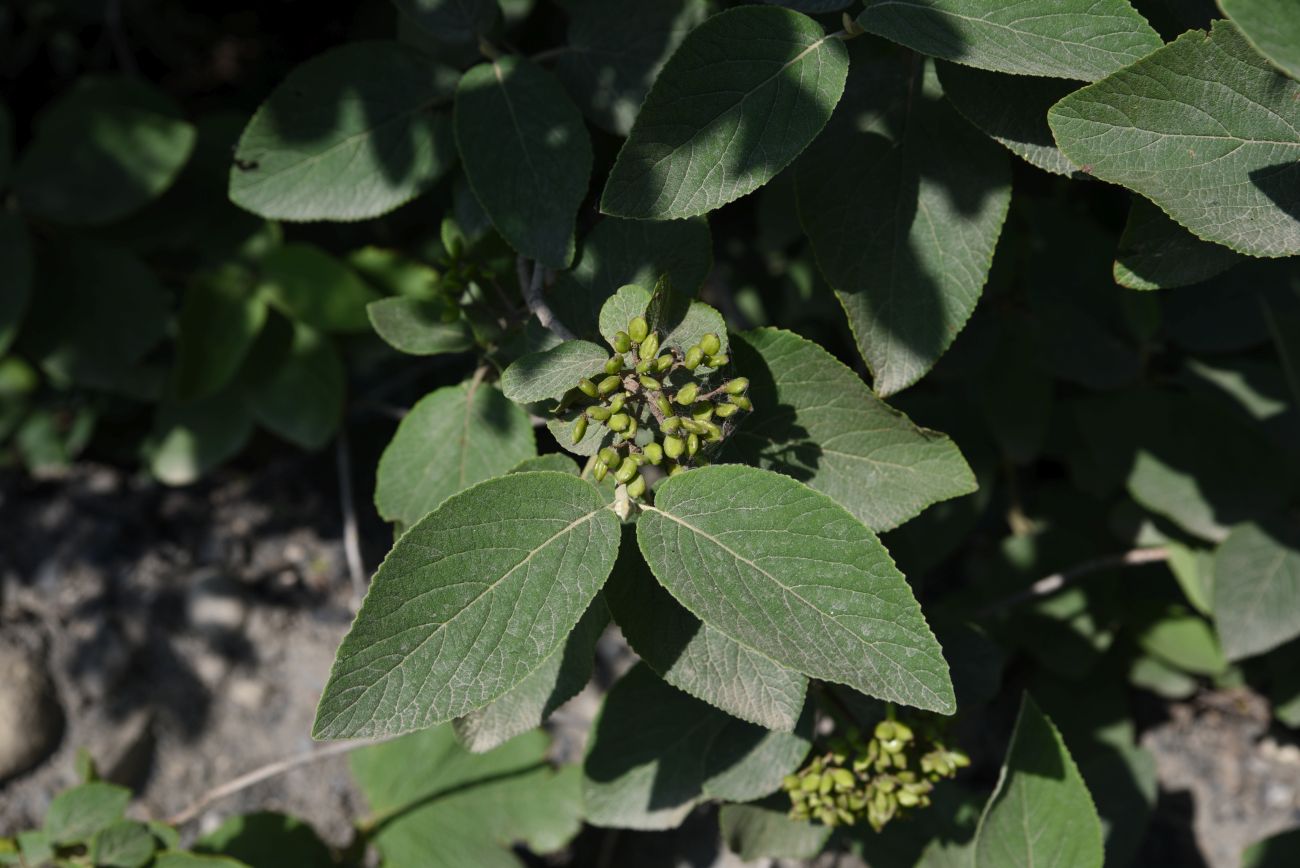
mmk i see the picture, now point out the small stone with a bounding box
[0,639,63,782]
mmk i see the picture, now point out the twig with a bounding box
[335,428,368,607]
[518,256,576,340]
[975,547,1169,618]
[167,740,376,826]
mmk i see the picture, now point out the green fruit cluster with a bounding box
[781,718,970,832]
[569,314,750,500]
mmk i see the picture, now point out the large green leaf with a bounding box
[729,328,976,532]
[229,42,458,221]
[974,695,1104,868]
[454,595,608,752]
[246,322,344,451]
[719,798,831,861]
[15,77,195,225]
[935,63,1081,176]
[394,0,498,43]
[90,820,156,868]
[797,41,1010,396]
[150,389,255,486]
[548,216,713,340]
[604,536,808,731]
[314,471,620,738]
[455,57,592,268]
[0,212,31,356]
[1049,21,1300,258]
[351,725,582,868]
[555,0,709,136]
[1113,198,1242,291]
[857,0,1162,81]
[260,243,380,333]
[1213,520,1300,661]
[601,6,848,219]
[1219,0,1300,80]
[637,465,955,713]
[44,782,131,845]
[375,380,535,526]
[501,340,610,403]
[366,296,473,356]
[196,812,333,868]
[583,663,812,830]
[172,269,267,401]
[596,283,727,363]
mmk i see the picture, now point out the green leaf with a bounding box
[44,782,131,845]
[260,243,380,333]
[601,6,849,219]
[719,798,831,861]
[455,56,592,268]
[510,453,579,475]
[1213,520,1300,661]
[1135,606,1227,676]
[14,77,195,224]
[367,296,473,355]
[394,0,498,43]
[1244,828,1300,868]
[604,535,808,731]
[1165,540,1215,615]
[857,0,1162,81]
[196,812,333,868]
[454,594,608,752]
[315,471,620,738]
[501,340,609,403]
[247,322,344,450]
[797,42,1010,397]
[555,0,709,136]
[974,695,1104,868]
[596,283,728,362]
[548,216,713,341]
[150,389,255,486]
[0,212,32,356]
[172,269,267,401]
[1219,0,1300,80]
[729,328,977,532]
[637,465,956,713]
[1113,198,1243,291]
[1049,21,1300,258]
[375,380,535,526]
[24,239,170,395]
[935,63,1081,176]
[229,42,458,221]
[583,663,812,830]
[351,725,582,868]
[90,821,158,868]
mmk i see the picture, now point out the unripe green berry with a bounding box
[831,769,856,791]
[639,375,660,390]
[655,354,673,373]
[571,416,588,443]
[608,394,626,413]
[626,473,646,499]
[707,353,729,367]
[664,435,685,459]
[643,442,664,464]
[628,316,649,343]
[639,332,659,361]
[635,358,653,374]
[613,331,632,353]
[680,418,706,435]
[587,405,612,421]
[592,461,608,482]
[675,382,698,405]
[729,395,752,411]
[626,415,638,438]
[608,413,630,432]
[691,403,714,421]
[614,457,639,484]
[668,461,685,476]
[699,333,721,356]
[700,421,722,441]
[578,378,598,398]
[726,377,750,395]
[687,433,700,456]
[597,375,622,396]
[656,395,673,418]
[599,447,620,467]
[714,402,739,419]
[605,355,624,375]
[662,416,682,433]
[683,346,704,370]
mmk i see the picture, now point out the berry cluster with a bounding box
[782,719,970,832]
[569,314,750,500]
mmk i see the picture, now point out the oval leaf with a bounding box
[1219,0,1300,80]
[1213,519,1300,661]
[601,6,849,219]
[501,340,610,403]
[637,465,955,713]
[314,471,620,739]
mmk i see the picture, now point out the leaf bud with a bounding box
[639,375,660,390]
[643,442,664,464]
[664,435,685,459]
[726,377,750,395]
[675,382,699,405]
[571,416,588,443]
[587,405,612,421]
[608,413,630,432]
[707,353,729,367]
[599,447,620,467]
[683,346,704,370]
[613,331,632,353]
[597,375,622,396]
[628,315,649,343]
[639,332,659,361]
[605,355,624,375]
[578,378,599,398]
[699,333,721,356]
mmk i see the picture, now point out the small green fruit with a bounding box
[605,355,624,375]
[608,413,630,432]
[675,382,698,405]
[655,354,673,372]
[587,406,612,421]
[664,435,684,459]
[639,332,659,361]
[628,316,649,343]
[729,395,752,411]
[613,331,632,353]
[691,403,714,421]
[683,346,704,370]
[639,375,660,390]
[714,402,739,418]
[615,457,638,484]
[686,433,700,456]
[643,442,664,464]
[608,394,626,413]
[626,473,646,498]
[699,333,721,356]
[662,416,682,433]
[592,461,608,482]
[635,358,653,374]
[597,375,622,396]
[726,377,750,395]
[599,447,620,467]
[707,353,729,367]
[572,416,588,443]
[656,395,673,418]
[578,378,598,398]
